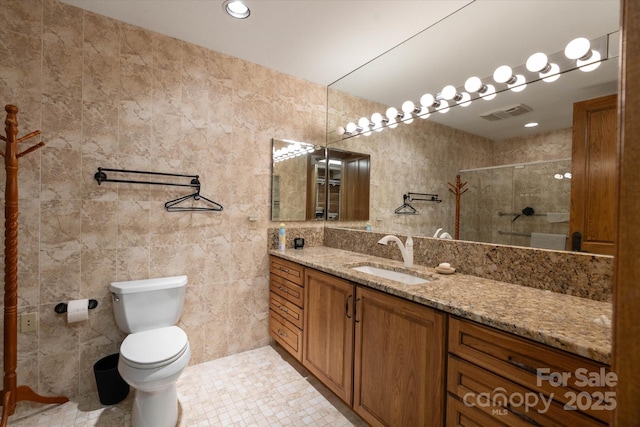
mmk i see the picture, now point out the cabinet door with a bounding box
[302,269,355,405]
[570,94,617,255]
[353,286,446,427]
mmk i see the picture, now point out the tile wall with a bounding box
[0,0,326,399]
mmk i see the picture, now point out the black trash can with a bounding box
[93,353,129,405]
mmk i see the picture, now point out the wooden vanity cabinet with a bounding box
[268,256,305,361]
[303,267,446,426]
[302,268,355,404]
[273,258,611,426]
[354,286,446,427]
[447,317,612,426]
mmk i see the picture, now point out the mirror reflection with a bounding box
[271,139,371,222]
[460,159,571,249]
[271,139,324,221]
[326,1,619,253]
[325,148,370,221]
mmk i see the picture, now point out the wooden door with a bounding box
[353,286,446,427]
[341,155,370,221]
[302,269,355,405]
[570,94,617,255]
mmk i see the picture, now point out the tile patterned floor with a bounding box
[8,345,367,426]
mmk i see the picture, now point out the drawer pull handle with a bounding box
[277,329,288,338]
[346,295,352,319]
[278,306,289,313]
[278,286,289,293]
[278,267,290,273]
[507,356,553,382]
[507,356,538,375]
[507,404,542,426]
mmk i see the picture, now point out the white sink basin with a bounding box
[351,265,430,285]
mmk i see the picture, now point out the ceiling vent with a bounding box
[480,104,533,121]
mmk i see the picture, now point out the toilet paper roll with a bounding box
[67,299,89,323]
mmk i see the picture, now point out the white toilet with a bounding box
[109,275,191,427]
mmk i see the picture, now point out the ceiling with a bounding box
[60,0,620,141]
[59,0,472,86]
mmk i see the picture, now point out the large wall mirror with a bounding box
[271,139,370,222]
[326,0,619,253]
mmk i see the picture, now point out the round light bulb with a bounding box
[420,93,435,107]
[386,107,398,120]
[441,85,457,101]
[564,172,572,179]
[464,76,483,93]
[358,117,370,129]
[480,84,496,100]
[526,52,549,73]
[402,100,415,114]
[437,100,450,113]
[345,122,357,134]
[336,126,345,136]
[508,75,527,92]
[458,92,472,107]
[577,50,602,72]
[371,112,383,124]
[565,37,591,60]
[554,173,564,180]
[493,65,514,84]
[540,63,561,82]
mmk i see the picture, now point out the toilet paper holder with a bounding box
[54,299,98,314]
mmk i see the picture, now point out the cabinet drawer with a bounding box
[270,274,304,307]
[446,394,509,427]
[269,292,303,330]
[449,317,612,424]
[269,312,303,362]
[270,256,304,285]
[448,356,606,427]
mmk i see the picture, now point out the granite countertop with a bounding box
[269,246,612,364]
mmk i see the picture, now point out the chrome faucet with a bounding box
[378,234,413,268]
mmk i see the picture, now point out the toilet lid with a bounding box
[120,326,188,368]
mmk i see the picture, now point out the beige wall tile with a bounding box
[1,0,326,400]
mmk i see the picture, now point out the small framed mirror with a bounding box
[271,139,370,222]
[271,139,324,221]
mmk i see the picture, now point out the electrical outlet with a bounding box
[20,312,37,333]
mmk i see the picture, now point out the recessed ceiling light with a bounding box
[223,0,250,19]
[524,122,539,128]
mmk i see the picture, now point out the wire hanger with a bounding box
[164,178,223,212]
[394,194,420,215]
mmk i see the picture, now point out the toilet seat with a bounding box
[120,326,189,369]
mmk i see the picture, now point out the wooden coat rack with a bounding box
[447,175,468,240]
[0,105,68,426]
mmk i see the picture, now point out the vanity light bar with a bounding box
[339,32,614,138]
[273,142,317,163]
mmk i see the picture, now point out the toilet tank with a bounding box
[109,275,188,333]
